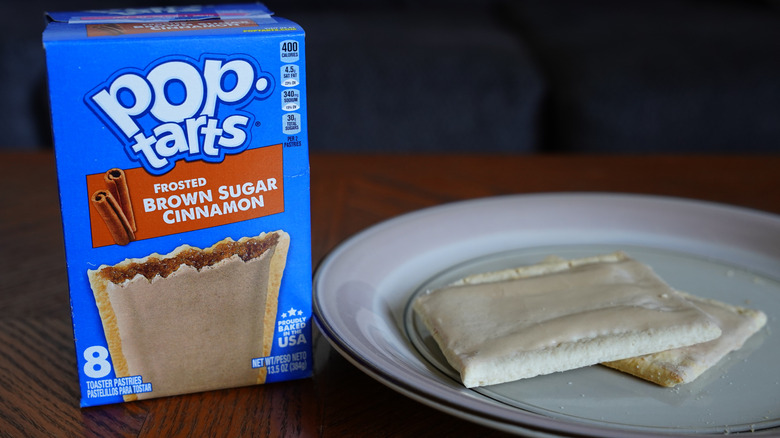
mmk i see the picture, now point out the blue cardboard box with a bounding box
[43,3,312,407]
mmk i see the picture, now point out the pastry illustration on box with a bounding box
[87,231,289,400]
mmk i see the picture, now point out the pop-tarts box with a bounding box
[43,3,311,407]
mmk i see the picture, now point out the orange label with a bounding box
[86,19,259,37]
[88,144,284,248]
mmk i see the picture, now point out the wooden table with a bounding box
[2,152,779,437]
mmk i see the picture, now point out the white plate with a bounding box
[313,193,780,437]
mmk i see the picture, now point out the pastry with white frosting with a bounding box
[413,252,722,388]
[602,291,766,386]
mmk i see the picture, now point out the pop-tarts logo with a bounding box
[87,54,274,175]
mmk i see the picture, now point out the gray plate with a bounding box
[313,193,780,437]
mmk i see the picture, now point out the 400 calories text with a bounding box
[87,54,275,175]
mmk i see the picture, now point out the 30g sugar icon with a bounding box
[283,113,301,135]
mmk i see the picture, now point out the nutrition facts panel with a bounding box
[280,40,302,136]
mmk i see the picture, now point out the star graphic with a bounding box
[288,307,297,316]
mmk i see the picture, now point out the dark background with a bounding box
[6,0,780,153]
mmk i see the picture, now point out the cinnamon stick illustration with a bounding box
[92,190,136,246]
[104,168,136,232]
